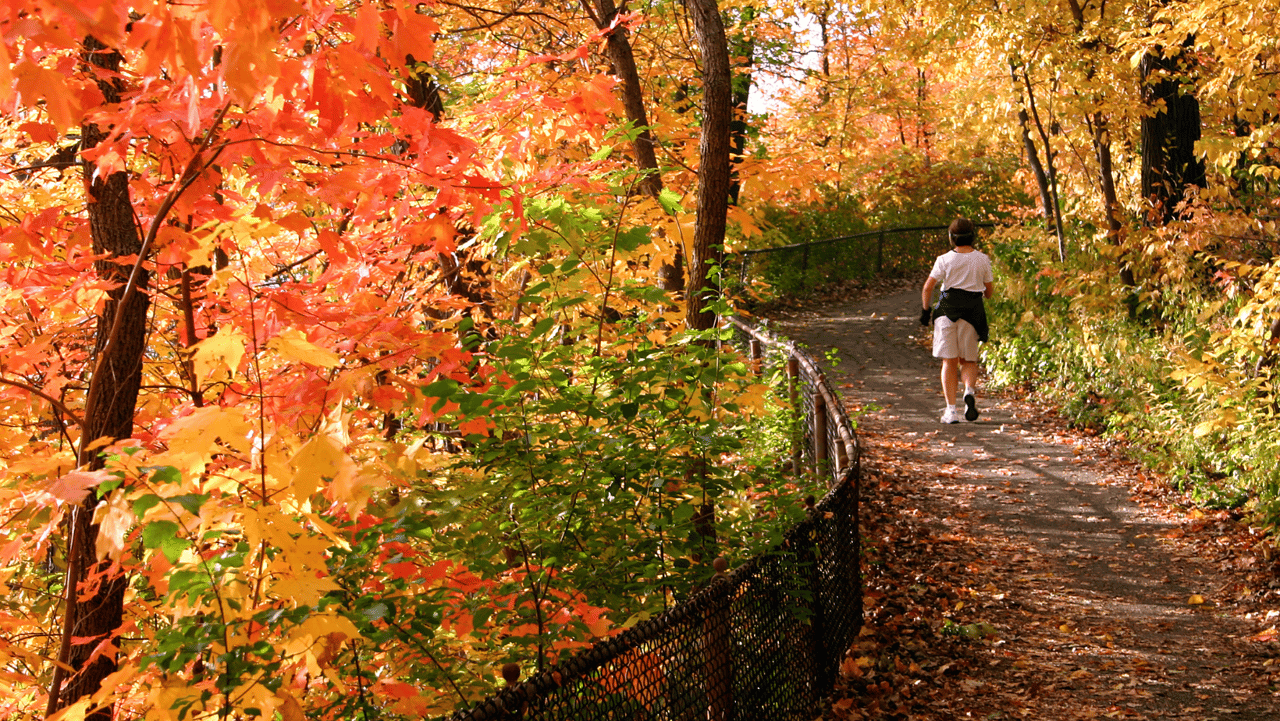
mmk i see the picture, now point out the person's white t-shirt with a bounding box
[929,250,993,293]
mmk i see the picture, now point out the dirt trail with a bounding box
[773,288,1280,721]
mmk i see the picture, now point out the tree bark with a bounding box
[1017,108,1053,218]
[583,0,684,291]
[48,36,149,721]
[684,0,733,332]
[1015,65,1066,259]
[1012,67,1053,221]
[1090,111,1136,287]
[1139,42,1205,225]
[589,0,663,198]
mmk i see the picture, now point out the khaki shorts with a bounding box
[932,316,980,361]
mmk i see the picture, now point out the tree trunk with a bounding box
[1015,65,1066,259]
[584,0,684,291]
[48,36,149,721]
[684,0,733,332]
[1139,42,1205,225]
[1090,112,1136,287]
[1017,107,1054,220]
[590,0,663,198]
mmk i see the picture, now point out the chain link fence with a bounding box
[738,223,996,293]
[443,319,860,721]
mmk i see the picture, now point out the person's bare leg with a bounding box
[941,358,960,406]
[959,360,979,391]
[960,359,980,420]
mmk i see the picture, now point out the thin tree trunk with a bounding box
[818,2,831,106]
[589,0,663,197]
[1065,0,1131,283]
[1019,109,1055,215]
[1090,111,1136,286]
[583,0,684,291]
[48,36,149,721]
[1012,68,1053,220]
[684,0,733,332]
[1016,65,1066,259]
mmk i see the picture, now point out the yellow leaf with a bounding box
[726,205,761,241]
[620,611,650,629]
[586,616,611,637]
[329,469,382,516]
[145,680,202,721]
[284,613,363,670]
[1188,594,1205,605]
[159,406,253,472]
[271,573,342,607]
[1192,420,1217,437]
[193,329,247,378]
[269,329,341,368]
[289,433,354,502]
[47,698,90,721]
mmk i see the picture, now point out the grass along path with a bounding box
[770,286,1280,721]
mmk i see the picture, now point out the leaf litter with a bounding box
[772,288,1280,720]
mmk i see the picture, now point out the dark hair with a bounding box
[948,218,975,246]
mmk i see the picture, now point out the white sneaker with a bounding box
[964,392,979,422]
[941,406,961,424]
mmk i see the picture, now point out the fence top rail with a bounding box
[444,317,862,721]
[738,221,997,257]
[446,475,855,721]
[725,316,859,483]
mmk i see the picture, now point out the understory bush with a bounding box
[982,223,1280,529]
[745,164,1027,298]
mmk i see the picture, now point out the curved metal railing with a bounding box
[443,319,861,721]
[737,222,997,285]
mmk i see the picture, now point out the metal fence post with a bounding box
[704,568,734,721]
[876,228,884,274]
[802,498,832,696]
[813,393,827,479]
[787,357,801,474]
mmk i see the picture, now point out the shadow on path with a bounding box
[775,288,1280,721]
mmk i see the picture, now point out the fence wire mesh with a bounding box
[443,320,861,721]
[737,222,997,293]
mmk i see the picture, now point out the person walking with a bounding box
[920,218,994,424]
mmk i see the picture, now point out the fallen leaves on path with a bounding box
[826,402,1280,720]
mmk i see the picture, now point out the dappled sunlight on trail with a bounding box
[775,288,1280,721]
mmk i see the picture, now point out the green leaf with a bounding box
[658,188,683,215]
[362,601,390,622]
[149,466,183,485]
[141,521,190,563]
[132,494,163,518]
[168,494,210,516]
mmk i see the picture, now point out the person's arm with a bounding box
[983,281,993,299]
[922,276,938,309]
